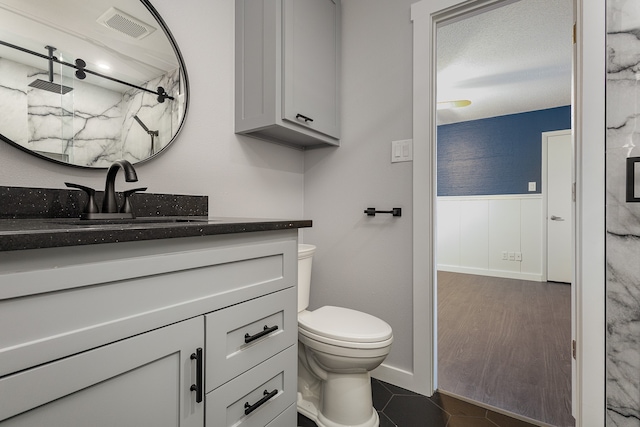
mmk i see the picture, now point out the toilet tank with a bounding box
[297,244,316,312]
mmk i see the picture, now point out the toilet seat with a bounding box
[298,306,393,349]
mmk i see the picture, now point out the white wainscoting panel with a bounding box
[437,195,543,281]
[520,197,543,276]
[437,200,461,267]
[488,198,521,273]
[460,199,489,270]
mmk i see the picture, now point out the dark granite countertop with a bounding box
[0,217,312,251]
[0,186,311,251]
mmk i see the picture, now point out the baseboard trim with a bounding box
[437,265,543,282]
[437,389,551,426]
[371,363,423,395]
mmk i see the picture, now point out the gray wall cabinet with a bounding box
[235,0,341,149]
[0,231,298,426]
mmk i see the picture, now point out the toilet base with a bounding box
[298,340,383,427]
[297,354,380,427]
[297,392,379,427]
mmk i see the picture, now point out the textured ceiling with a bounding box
[436,0,573,125]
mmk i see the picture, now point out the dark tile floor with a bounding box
[298,378,542,427]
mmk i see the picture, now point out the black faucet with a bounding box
[102,159,138,213]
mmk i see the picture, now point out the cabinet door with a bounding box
[0,317,204,427]
[283,0,340,138]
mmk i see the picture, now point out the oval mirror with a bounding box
[0,0,188,168]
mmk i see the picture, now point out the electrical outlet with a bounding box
[502,251,508,260]
[515,252,522,261]
[508,252,515,261]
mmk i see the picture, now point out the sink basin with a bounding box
[49,217,209,226]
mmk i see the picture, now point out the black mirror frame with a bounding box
[0,0,190,169]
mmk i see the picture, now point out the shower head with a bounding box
[28,45,73,94]
[28,79,73,94]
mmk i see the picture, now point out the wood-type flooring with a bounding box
[437,271,574,427]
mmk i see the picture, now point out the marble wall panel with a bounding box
[0,55,179,167]
[0,58,28,146]
[607,1,640,426]
[121,68,180,164]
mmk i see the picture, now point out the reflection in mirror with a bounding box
[0,0,188,168]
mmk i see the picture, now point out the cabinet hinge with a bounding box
[572,23,576,44]
[572,339,577,359]
[572,182,576,202]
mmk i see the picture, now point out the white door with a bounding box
[545,130,572,283]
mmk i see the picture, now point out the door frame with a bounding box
[410,0,605,425]
[542,129,573,283]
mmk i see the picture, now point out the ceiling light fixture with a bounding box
[437,100,472,110]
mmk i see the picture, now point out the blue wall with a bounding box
[437,106,571,196]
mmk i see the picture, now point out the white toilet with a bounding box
[297,244,393,427]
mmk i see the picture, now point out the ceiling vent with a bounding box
[97,7,156,40]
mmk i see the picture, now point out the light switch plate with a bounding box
[391,139,413,163]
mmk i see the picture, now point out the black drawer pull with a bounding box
[190,348,203,403]
[244,389,278,415]
[296,113,314,123]
[244,325,279,344]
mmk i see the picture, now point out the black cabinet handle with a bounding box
[190,348,203,403]
[244,325,279,344]
[244,389,278,415]
[295,113,314,123]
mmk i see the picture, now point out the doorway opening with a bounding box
[434,0,574,425]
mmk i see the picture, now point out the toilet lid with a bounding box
[298,306,393,343]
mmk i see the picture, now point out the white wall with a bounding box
[437,195,543,281]
[303,0,415,373]
[0,0,304,220]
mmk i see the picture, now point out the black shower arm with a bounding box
[133,115,159,136]
[0,39,174,102]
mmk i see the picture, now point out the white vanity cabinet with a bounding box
[0,230,299,427]
[235,0,341,149]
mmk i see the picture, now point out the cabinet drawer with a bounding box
[205,345,296,427]
[266,403,297,427]
[205,287,297,391]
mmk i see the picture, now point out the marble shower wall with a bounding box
[0,56,179,167]
[606,1,640,426]
[121,70,181,164]
[27,64,123,166]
